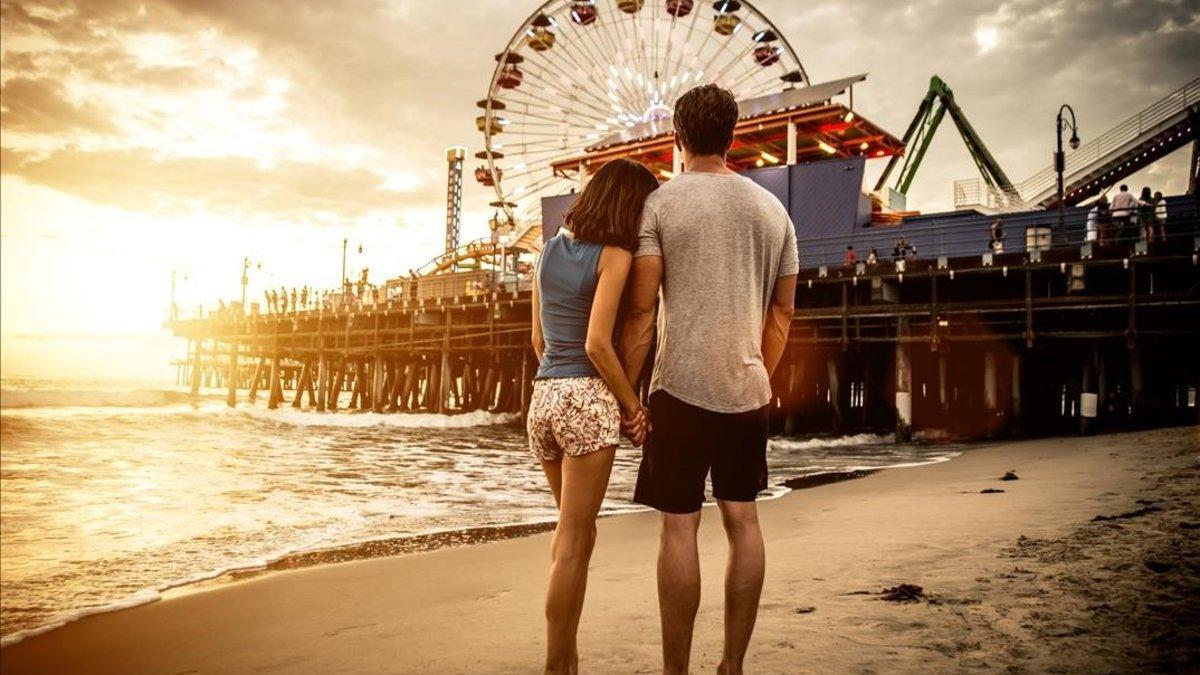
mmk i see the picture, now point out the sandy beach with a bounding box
[3,426,1197,674]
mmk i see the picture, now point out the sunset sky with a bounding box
[1,0,1197,382]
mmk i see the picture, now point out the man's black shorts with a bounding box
[633,390,769,514]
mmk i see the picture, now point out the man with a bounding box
[619,83,798,675]
[844,244,858,268]
[1110,184,1137,243]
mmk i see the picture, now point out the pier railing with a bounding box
[799,195,1198,270]
[1016,76,1200,205]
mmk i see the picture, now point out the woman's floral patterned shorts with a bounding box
[527,377,621,461]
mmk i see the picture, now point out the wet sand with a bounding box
[3,427,1197,674]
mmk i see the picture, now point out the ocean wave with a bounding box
[0,387,195,410]
[237,406,520,429]
[0,589,162,648]
[768,432,893,451]
[0,386,519,429]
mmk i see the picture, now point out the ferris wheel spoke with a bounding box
[658,6,688,90]
[557,16,635,113]
[498,94,611,132]
[506,66,618,122]
[711,43,760,88]
[606,0,651,101]
[571,14,650,122]
[543,23,608,91]
[726,60,777,96]
[522,57,622,122]
[593,12,647,113]
[655,3,706,105]
[699,34,747,88]
[525,45,615,113]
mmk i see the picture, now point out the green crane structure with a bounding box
[874,76,1016,201]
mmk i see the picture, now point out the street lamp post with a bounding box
[229,257,260,408]
[341,238,348,289]
[1055,104,1081,246]
[240,257,251,309]
[239,257,263,313]
[169,266,188,321]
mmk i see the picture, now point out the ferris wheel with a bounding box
[476,0,808,225]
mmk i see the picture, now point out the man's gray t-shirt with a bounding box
[635,171,799,414]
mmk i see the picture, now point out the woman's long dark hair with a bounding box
[564,158,659,251]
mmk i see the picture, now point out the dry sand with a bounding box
[3,427,1197,674]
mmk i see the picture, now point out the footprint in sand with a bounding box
[476,588,511,601]
[323,622,379,638]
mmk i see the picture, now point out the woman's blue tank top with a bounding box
[536,232,603,379]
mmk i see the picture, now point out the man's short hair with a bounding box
[1120,184,1128,191]
[673,84,739,157]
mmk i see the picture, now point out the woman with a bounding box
[1138,186,1155,243]
[528,158,658,674]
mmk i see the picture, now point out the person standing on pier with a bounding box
[1153,191,1167,243]
[1111,184,1138,243]
[990,218,1006,253]
[619,83,799,675]
[1138,187,1156,243]
[527,158,658,674]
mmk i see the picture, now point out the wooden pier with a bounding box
[169,226,1200,440]
[172,289,536,417]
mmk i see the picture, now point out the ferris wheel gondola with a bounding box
[478,0,807,226]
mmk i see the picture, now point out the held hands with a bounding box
[620,405,651,447]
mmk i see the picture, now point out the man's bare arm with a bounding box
[618,255,663,386]
[761,273,797,378]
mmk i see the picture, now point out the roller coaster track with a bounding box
[413,238,505,277]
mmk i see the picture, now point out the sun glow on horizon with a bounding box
[0,2,502,380]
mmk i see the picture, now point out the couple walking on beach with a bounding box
[528,83,799,674]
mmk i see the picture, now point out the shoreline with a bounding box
[5,427,1194,672]
[0,460,896,648]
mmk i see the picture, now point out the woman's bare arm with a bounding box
[531,271,545,363]
[585,246,642,418]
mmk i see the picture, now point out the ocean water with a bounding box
[0,378,961,645]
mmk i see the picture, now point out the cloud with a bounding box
[1,145,435,219]
[0,76,120,134]
[769,0,1200,207]
[1,0,1197,220]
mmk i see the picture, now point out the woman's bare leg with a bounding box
[543,447,616,675]
[541,459,564,508]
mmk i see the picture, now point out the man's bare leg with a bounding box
[542,448,615,675]
[716,500,765,675]
[658,511,702,675]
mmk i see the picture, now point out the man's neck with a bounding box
[683,153,735,175]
